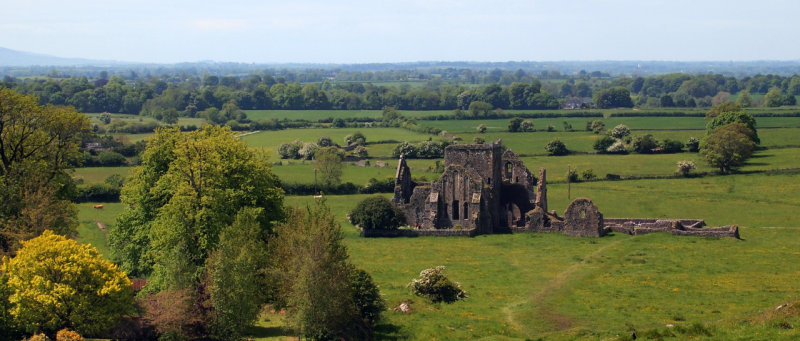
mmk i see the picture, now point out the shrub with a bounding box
[566,168,579,182]
[349,196,406,230]
[606,140,628,154]
[590,120,605,134]
[508,117,523,132]
[545,139,568,156]
[610,124,631,139]
[661,139,684,153]
[593,136,616,152]
[546,124,555,132]
[631,134,659,154]
[408,266,466,303]
[581,169,596,180]
[348,269,386,337]
[56,329,83,341]
[476,124,487,133]
[686,137,700,152]
[521,120,535,132]
[317,136,334,147]
[676,160,697,177]
[473,136,485,144]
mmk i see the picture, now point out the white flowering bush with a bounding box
[676,160,697,176]
[407,266,466,303]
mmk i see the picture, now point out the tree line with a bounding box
[2,71,798,122]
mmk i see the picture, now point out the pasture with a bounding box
[72,110,800,340]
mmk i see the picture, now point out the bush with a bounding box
[631,134,659,154]
[606,140,628,154]
[593,136,616,153]
[408,266,466,303]
[610,124,631,139]
[508,117,523,132]
[476,124,487,133]
[676,160,697,176]
[590,120,605,134]
[661,139,684,153]
[348,269,386,337]
[566,168,579,182]
[73,184,120,202]
[686,137,700,152]
[56,329,83,341]
[581,169,596,180]
[349,196,406,230]
[545,139,568,156]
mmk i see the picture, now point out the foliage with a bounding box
[392,140,448,159]
[706,110,760,144]
[508,117,523,132]
[349,196,406,230]
[110,125,284,286]
[566,168,579,182]
[590,119,605,134]
[610,124,631,139]
[315,147,344,186]
[206,208,269,340]
[317,136,334,147]
[581,168,596,180]
[686,137,700,152]
[521,120,535,132]
[594,86,633,108]
[408,266,466,303]
[344,131,366,145]
[2,230,134,336]
[268,201,364,340]
[348,268,386,338]
[700,123,757,173]
[545,138,568,156]
[631,134,659,154]
[606,140,628,154]
[676,160,697,176]
[660,138,684,153]
[140,289,203,339]
[593,135,616,153]
[468,101,493,117]
[0,87,90,256]
[705,102,740,118]
[476,124,487,133]
[55,329,83,341]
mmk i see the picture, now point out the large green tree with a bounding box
[593,86,633,108]
[706,110,759,144]
[700,123,757,173]
[0,87,90,256]
[109,125,284,285]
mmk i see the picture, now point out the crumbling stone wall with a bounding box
[392,156,414,205]
[563,198,605,237]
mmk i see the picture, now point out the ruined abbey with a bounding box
[386,140,739,239]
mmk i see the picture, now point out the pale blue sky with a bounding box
[2,0,799,63]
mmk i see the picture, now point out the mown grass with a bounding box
[75,202,125,257]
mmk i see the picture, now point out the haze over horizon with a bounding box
[3,0,799,64]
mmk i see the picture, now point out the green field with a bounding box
[70,112,800,340]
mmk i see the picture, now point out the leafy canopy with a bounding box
[2,230,134,336]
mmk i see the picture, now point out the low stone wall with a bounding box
[361,228,477,238]
[672,225,740,238]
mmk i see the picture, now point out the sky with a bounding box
[2,0,799,64]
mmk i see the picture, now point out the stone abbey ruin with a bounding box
[382,140,739,238]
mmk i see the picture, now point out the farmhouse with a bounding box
[387,140,738,238]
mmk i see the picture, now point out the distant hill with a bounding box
[0,47,127,67]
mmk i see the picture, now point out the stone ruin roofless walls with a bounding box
[388,141,739,239]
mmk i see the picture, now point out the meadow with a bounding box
[72,109,800,340]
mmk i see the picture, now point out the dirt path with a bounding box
[505,238,626,335]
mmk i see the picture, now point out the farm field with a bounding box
[76,174,800,340]
[72,111,800,340]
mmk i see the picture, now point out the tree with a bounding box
[468,101,492,117]
[268,201,361,340]
[520,120,534,132]
[735,90,753,108]
[206,208,270,340]
[508,117,523,132]
[705,101,740,119]
[764,88,785,107]
[0,87,91,256]
[700,123,756,173]
[349,196,406,230]
[676,160,697,177]
[2,230,134,336]
[593,135,616,153]
[706,110,759,144]
[631,134,659,154]
[610,124,631,139]
[590,120,606,134]
[545,139,568,156]
[109,125,284,283]
[315,147,343,186]
[593,86,633,108]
